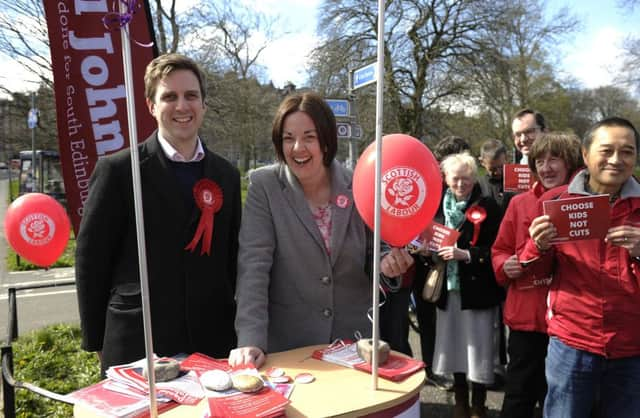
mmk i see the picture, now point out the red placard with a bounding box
[542,195,610,243]
[420,222,461,251]
[43,1,158,233]
[503,164,535,192]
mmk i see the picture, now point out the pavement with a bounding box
[408,317,505,417]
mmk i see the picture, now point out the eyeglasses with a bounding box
[513,127,539,139]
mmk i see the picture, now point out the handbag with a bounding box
[421,259,445,302]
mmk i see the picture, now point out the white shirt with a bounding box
[157,133,205,162]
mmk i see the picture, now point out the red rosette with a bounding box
[184,179,223,255]
[465,205,487,247]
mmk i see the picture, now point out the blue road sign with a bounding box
[27,108,38,129]
[325,99,350,118]
[353,62,377,90]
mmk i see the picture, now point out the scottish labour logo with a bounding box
[19,213,55,246]
[381,167,427,217]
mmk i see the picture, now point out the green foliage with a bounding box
[9,178,19,202]
[241,175,249,205]
[12,324,100,417]
[6,234,76,272]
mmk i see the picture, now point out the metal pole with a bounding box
[30,92,35,192]
[371,0,386,389]
[119,2,157,416]
[347,70,356,170]
[2,345,16,418]
[8,287,18,341]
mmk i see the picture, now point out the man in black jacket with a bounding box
[75,54,241,374]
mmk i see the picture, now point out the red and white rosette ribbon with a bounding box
[466,205,487,247]
[185,179,223,255]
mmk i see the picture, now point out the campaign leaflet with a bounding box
[312,340,425,382]
[106,357,205,405]
[542,194,610,243]
[179,353,289,418]
[68,379,177,418]
[503,164,535,192]
[420,222,461,251]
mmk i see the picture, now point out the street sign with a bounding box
[27,108,38,129]
[336,122,351,139]
[353,62,377,90]
[351,124,363,139]
[325,99,350,118]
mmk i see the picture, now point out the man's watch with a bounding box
[633,256,640,264]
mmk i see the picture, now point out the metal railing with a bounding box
[1,279,76,418]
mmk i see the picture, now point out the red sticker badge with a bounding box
[185,179,223,255]
[336,194,349,209]
[466,205,487,247]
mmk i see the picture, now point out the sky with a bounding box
[0,0,638,96]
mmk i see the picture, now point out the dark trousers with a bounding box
[500,330,548,418]
[379,287,413,356]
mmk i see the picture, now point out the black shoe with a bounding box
[425,369,453,391]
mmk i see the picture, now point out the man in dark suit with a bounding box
[75,53,241,373]
[478,138,514,216]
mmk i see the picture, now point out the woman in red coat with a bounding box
[491,132,583,418]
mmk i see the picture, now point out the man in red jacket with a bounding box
[524,117,640,418]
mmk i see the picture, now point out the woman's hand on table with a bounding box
[228,346,266,368]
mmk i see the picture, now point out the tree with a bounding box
[0,0,52,88]
[186,1,279,79]
[151,0,181,54]
[203,73,281,171]
[461,0,579,140]
[310,0,504,138]
[566,85,640,137]
[618,36,640,95]
[184,1,284,170]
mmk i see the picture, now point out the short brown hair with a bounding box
[479,139,507,161]
[433,136,470,161]
[528,132,583,177]
[272,92,337,166]
[512,108,546,131]
[144,53,207,102]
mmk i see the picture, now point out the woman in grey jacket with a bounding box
[228,92,372,368]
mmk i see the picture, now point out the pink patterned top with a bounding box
[311,204,332,254]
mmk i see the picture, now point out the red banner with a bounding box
[44,0,157,233]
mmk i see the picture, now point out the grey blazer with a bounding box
[235,161,373,353]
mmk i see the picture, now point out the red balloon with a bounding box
[353,134,442,247]
[4,193,70,267]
